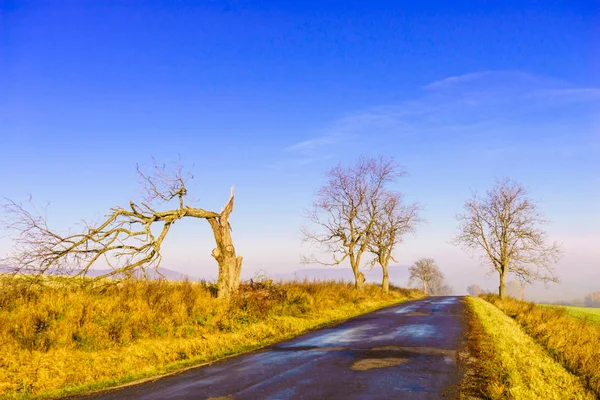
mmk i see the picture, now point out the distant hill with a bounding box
[0,266,200,281]
[83,268,200,281]
[278,265,412,286]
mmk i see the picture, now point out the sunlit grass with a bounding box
[0,275,422,399]
[540,304,600,326]
[463,297,594,399]
[483,295,600,398]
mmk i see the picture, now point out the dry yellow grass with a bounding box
[541,304,600,326]
[464,297,594,399]
[483,295,600,398]
[0,276,422,399]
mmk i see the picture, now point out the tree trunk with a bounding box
[349,250,365,290]
[207,189,242,299]
[352,267,365,290]
[423,280,428,295]
[381,264,389,293]
[499,272,506,298]
[214,248,242,298]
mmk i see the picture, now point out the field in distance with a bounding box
[541,304,600,326]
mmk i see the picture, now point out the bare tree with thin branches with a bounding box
[1,161,243,298]
[408,258,443,295]
[367,191,420,292]
[453,178,561,298]
[302,156,404,289]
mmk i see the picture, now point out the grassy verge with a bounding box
[540,304,600,326]
[457,296,499,398]
[0,276,422,399]
[461,297,594,399]
[483,295,600,398]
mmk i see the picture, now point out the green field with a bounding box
[541,305,600,326]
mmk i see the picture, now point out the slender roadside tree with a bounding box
[1,161,243,298]
[454,178,561,298]
[408,258,443,295]
[302,156,404,289]
[367,191,420,293]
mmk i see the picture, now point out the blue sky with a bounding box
[1,1,599,300]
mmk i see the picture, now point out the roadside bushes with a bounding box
[483,294,600,397]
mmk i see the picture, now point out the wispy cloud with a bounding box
[422,71,495,90]
[282,71,600,166]
[285,134,343,153]
[282,109,410,163]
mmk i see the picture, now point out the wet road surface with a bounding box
[79,296,465,399]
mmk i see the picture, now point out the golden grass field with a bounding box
[463,297,595,399]
[0,276,422,399]
[541,304,600,326]
[481,295,600,398]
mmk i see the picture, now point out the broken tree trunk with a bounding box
[207,188,243,298]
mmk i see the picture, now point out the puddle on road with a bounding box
[443,356,455,364]
[395,305,421,314]
[431,297,458,305]
[374,324,438,340]
[351,357,408,371]
[285,324,375,347]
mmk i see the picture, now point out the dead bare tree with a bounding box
[367,191,420,293]
[302,156,404,289]
[408,258,443,295]
[1,161,243,298]
[453,178,561,298]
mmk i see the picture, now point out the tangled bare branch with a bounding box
[1,161,239,296]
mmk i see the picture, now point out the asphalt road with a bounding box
[79,296,465,400]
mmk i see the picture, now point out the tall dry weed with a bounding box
[0,275,422,397]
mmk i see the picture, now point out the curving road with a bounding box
[77,296,465,400]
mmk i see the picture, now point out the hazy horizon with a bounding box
[1,2,598,303]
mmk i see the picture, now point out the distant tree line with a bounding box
[585,291,600,307]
